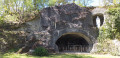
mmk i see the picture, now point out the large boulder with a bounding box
[18,3,98,53]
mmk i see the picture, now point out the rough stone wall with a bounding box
[91,8,107,26]
[18,3,98,52]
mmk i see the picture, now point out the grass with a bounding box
[0,53,120,58]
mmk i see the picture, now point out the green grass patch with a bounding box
[0,53,119,58]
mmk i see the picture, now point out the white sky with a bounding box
[90,0,104,6]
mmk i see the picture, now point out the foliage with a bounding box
[33,47,48,56]
[0,0,92,26]
[103,0,120,6]
[0,31,26,52]
[96,6,120,56]
[7,48,20,53]
[98,7,120,42]
[95,39,120,56]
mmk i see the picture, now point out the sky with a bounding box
[90,0,103,6]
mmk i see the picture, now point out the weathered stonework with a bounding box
[18,3,99,53]
[91,8,107,27]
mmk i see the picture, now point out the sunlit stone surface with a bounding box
[18,3,103,53]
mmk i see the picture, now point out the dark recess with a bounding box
[56,34,89,52]
[93,13,104,27]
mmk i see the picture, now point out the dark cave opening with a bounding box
[56,33,90,52]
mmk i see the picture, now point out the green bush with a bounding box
[7,48,20,53]
[33,47,48,56]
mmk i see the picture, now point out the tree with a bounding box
[102,0,120,6]
[81,0,93,6]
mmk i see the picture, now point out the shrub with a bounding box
[94,39,120,56]
[33,47,48,56]
[8,48,20,53]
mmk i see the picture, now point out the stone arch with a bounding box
[51,28,94,52]
[93,13,104,27]
[55,32,92,52]
[56,32,92,44]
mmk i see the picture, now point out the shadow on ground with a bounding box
[27,54,93,58]
[25,54,94,58]
[48,54,94,58]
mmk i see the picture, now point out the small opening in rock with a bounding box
[93,13,104,27]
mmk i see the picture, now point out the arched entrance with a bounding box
[93,13,104,27]
[55,32,92,52]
